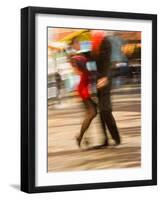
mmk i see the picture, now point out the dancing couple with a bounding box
[69,31,121,148]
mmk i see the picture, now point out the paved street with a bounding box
[48,81,141,172]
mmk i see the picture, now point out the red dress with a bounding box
[77,72,90,100]
[71,55,90,100]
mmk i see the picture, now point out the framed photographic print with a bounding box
[21,6,157,193]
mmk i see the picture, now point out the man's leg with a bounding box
[99,111,109,146]
[102,110,121,145]
[97,82,120,145]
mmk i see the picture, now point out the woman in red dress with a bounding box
[70,55,97,147]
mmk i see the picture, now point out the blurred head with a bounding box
[91,30,106,55]
[70,37,81,51]
[70,55,88,75]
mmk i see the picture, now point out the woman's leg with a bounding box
[76,99,97,147]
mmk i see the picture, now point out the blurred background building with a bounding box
[48,28,141,102]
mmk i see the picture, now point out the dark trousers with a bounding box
[100,110,120,144]
[98,84,120,144]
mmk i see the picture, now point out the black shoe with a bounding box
[114,138,121,146]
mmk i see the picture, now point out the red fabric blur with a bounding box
[77,73,90,100]
[91,31,105,55]
[71,55,90,100]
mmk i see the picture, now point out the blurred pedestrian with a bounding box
[54,72,62,104]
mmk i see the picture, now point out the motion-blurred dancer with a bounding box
[91,31,121,146]
[70,55,97,147]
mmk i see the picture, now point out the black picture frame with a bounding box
[21,6,157,193]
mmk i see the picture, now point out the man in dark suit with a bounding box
[91,31,121,146]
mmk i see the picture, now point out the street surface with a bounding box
[48,80,141,172]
